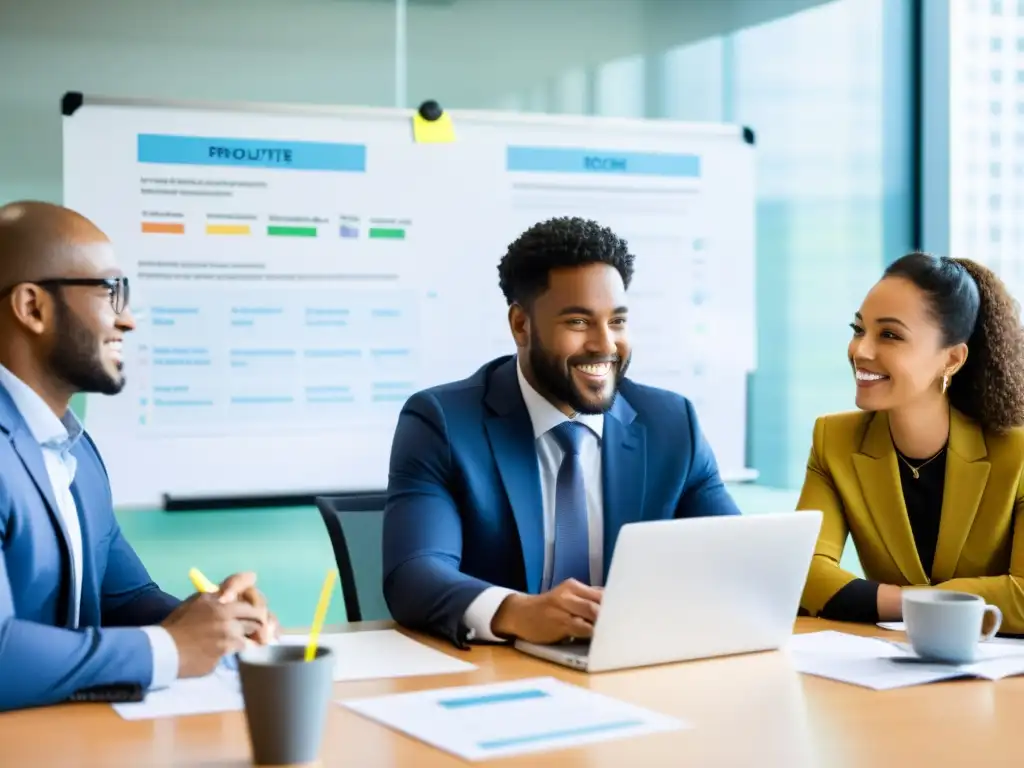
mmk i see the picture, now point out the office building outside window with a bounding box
[948,0,1024,297]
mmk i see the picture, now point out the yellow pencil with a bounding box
[306,569,337,662]
[189,567,219,594]
[190,567,272,659]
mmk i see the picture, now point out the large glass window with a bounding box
[930,0,1024,297]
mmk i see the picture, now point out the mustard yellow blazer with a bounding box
[797,407,1024,633]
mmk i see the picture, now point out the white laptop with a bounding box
[514,510,822,673]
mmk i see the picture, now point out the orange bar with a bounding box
[142,222,185,234]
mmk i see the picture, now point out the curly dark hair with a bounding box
[497,216,635,307]
[884,251,1024,431]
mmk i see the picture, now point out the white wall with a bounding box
[0,0,649,204]
[0,0,831,205]
[0,0,393,203]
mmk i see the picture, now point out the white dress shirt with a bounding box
[462,358,605,642]
[0,364,178,689]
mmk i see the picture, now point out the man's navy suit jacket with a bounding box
[382,355,741,645]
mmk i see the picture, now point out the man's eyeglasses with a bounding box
[0,277,130,315]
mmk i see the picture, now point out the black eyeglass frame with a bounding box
[0,277,130,314]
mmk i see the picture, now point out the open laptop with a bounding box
[514,510,822,673]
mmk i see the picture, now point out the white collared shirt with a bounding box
[0,364,178,689]
[462,358,605,642]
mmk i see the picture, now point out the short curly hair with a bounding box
[497,216,635,307]
[884,251,1024,431]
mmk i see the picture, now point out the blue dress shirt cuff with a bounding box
[463,586,519,643]
[140,625,180,690]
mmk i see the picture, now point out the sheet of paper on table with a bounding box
[113,630,476,720]
[876,621,905,631]
[279,629,477,681]
[878,621,1024,649]
[339,676,686,762]
[787,630,1024,690]
[113,670,243,721]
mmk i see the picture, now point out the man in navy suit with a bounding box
[383,216,741,648]
[0,201,277,712]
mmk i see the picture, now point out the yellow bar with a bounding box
[205,224,251,236]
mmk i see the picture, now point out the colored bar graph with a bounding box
[142,222,184,235]
[369,227,405,240]
[268,226,317,238]
[206,224,251,236]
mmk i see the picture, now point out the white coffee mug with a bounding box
[902,589,1002,665]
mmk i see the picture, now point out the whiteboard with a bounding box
[61,94,757,508]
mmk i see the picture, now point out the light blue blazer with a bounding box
[0,384,180,711]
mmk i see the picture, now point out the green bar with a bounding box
[369,227,405,240]
[268,226,317,237]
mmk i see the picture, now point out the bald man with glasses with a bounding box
[0,201,277,712]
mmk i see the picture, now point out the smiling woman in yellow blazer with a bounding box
[798,252,1024,633]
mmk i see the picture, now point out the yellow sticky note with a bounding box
[413,111,455,144]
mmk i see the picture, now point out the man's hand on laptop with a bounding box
[491,579,603,644]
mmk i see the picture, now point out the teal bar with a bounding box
[438,689,549,709]
[478,719,646,750]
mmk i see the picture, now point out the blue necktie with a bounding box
[549,421,591,588]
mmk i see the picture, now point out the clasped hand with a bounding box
[161,571,280,678]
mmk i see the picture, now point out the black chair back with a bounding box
[314,493,390,622]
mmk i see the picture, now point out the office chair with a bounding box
[314,493,391,622]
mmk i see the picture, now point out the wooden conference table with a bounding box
[1,618,1021,767]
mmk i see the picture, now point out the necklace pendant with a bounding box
[911,468,919,479]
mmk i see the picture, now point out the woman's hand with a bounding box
[876,584,904,621]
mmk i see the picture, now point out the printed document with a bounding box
[787,631,1024,690]
[339,676,686,762]
[113,630,475,720]
[279,629,476,681]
